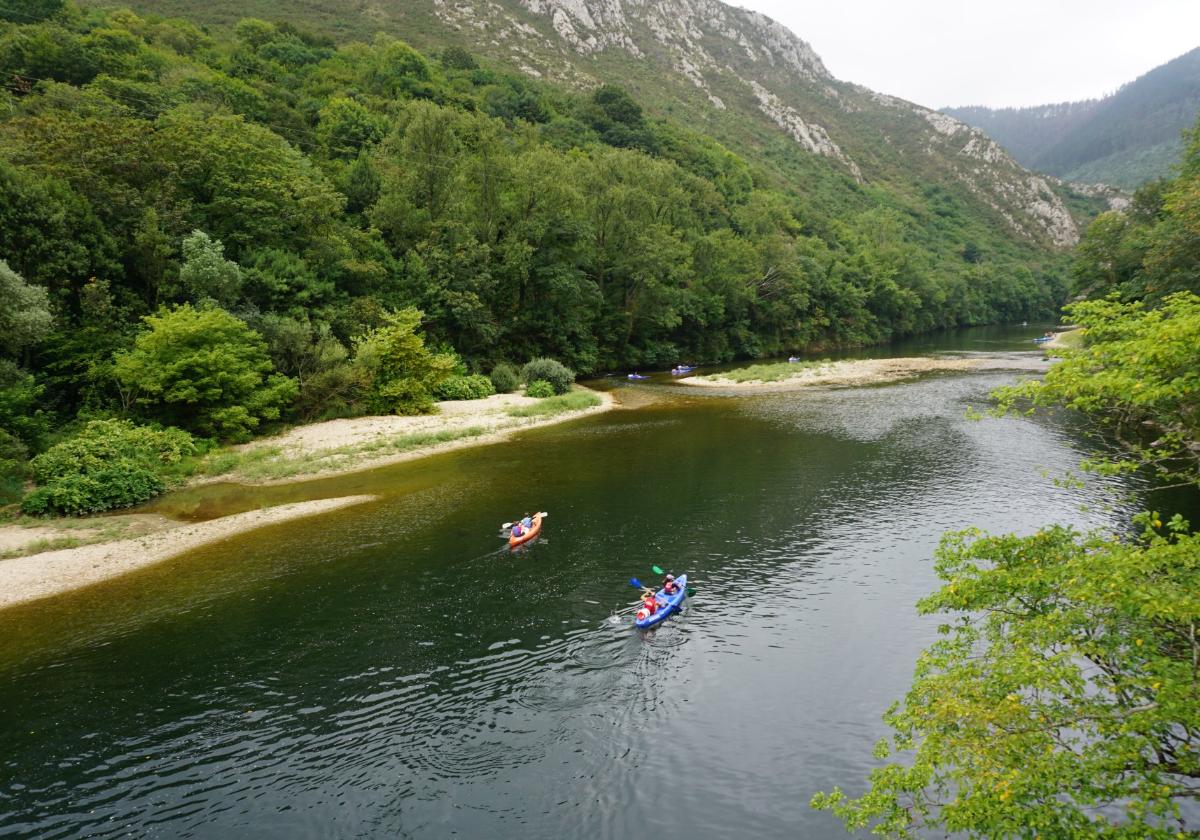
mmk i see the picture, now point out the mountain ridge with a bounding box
[945,47,1200,189]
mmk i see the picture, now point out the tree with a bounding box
[814,522,1200,838]
[993,293,1200,488]
[353,308,454,415]
[174,230,241,306]
[113,304,297,440]
[0,260,52,357]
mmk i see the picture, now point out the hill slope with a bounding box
[946,47,1200,189]
[82,0,1107,249]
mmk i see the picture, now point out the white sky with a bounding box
[739,0,1200,109]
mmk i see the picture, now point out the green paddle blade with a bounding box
[651,565,664,575]
[687,588,695,596]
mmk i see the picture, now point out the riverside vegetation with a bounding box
[0,1,1078,516]
[815,121,1200,838]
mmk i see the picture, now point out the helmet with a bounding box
[665,574,674,581]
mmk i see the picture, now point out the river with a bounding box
[0,327,1177,838]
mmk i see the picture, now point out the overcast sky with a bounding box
[739,0,1200,109]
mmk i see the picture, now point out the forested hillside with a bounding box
[0,1,1080,511]
[946,47,1200,189]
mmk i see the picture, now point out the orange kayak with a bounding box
[508,513,543,547]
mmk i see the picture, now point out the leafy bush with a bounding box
[434,373,495,401]
[113,304,298,441]
[489,362,519,394]
[354,308,455,416]
[525,379,555,398]
[0,427,28,505]
[22,419,195,515]
[520,358,574,395]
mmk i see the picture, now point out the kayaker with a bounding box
[633,590,662,624]
[511,521,524,538]
[520,513,533,529]
[662,574,679,595]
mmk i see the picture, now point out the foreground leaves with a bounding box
[813,523,1200,838]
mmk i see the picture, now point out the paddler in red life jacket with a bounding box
[661,574,679,595]
[636,590,659,621]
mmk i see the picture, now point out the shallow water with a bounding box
[0,327,1184,838]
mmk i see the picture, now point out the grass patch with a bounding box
[1054,328,1085,349]
[0,536,83,560]
[699,359,831,383]
[221,426,491,481]
[506,390,602,417]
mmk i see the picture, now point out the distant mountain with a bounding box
[945,48,1200,189]
[82,0,1111,248]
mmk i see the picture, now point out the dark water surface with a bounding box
[0,329,1166,838]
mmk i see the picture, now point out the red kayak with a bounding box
[508,513,543,547]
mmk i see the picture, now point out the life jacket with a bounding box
[642,595,657,614]
[512,524,523,536]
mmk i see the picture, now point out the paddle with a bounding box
[501,511,548,529]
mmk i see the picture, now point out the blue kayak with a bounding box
[627,373,650,380]
[1033,336,1053,344]
[635,574,687,629]
[670,366,696,375]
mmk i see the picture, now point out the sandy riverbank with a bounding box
[0,495,378,611]
[681,357,980,391]
[193,387,615,486]
[0,387,615,599]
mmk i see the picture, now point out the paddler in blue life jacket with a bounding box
[520,514,533,529]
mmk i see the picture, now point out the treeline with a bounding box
[1071,120,1200,301]
[0,2,1067,509]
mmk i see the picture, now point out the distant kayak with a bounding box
[1033,336,1053,344]
[509,512,543,547]
[670,366,696,375]
[627,373,651,380]
[787,356,800,363]
[635,574,688,629]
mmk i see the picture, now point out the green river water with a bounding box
[0,327,1183,838]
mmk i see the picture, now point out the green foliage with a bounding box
[993,292,1200,487]
[433,373,495,401]
[0,427,28,505]
[0,260,52,356]
[354,307,455,415]
[524,379,554,398]
[113,304,298,441]
[0,359,47,451]
[1067,117,1200,301]
[0,0,64,23]
[22,419,195,515]
[814,523,1200,838]
[174,230,241,306]
[520,357,574,394]
[489,362,519,393]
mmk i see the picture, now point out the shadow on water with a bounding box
[0,330,1193,839]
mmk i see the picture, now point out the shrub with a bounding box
[525,379,555,398]
[22,419,195,515]
[520,357,574,395]
[354,308,455,416]
[434,373,495,401]
[489,362,519,394]
[0,427,28,505]
[113,304,298,441]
